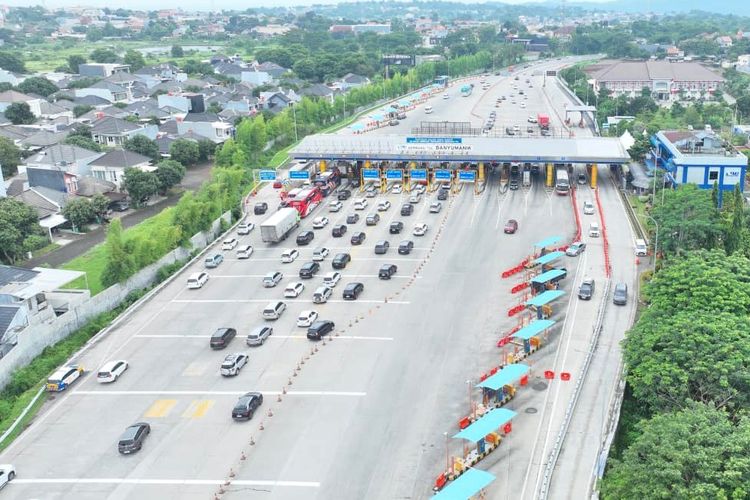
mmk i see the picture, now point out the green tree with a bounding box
[62,197,95,232]
[90,48,118,63]
[17,77,59,97]
[63,135,102,152]
[90,193,111,221]
[725,185,745,255]
[122,168,159,207]
[236,115,267,162]
[651,184,722,255]
[155,159,186,193]
[169,139,200,166]
[601,403,750,499]
[123,49,145,71]
[0,51,25,73]
[67,54,86,74]
[214,138,237,167]
[123,134,159,161]
[197,139,215,162]
[0,136,22,178]
[100,219,135,287]
[0,197,44,264]
[171,45,184,57]
[73,105,94,118]
[4,102,36,124]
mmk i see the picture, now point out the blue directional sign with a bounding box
[406,137,462,144]
[410,169,427,181]
[289,170,310,180]
[434,169,452,181]
[386,169,403,180]
[259,169,276,181]
[458,170,477,182]
[363,168,380,180]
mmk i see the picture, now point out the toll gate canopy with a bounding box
[513,320,556,340]
[531,251,565,267]
[431,468,496,500]
[453,408,517,442]
[291,134,632,164]
[477,364,530,390]
[526,290,565,307]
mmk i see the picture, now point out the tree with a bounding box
[197,139,215,162]
[171,45,184,57]
[90,193,110,221]
[123,134,159,161]
[214,138,238,167]
[122,168,159,207]
[0,51,25,73]
[123,49,145,71]
[155,160,186,193]
[100,219,135,287]
[0,137,21,178]
[63,135,102,152]
[4,102,36,124]
[73,104,94,118]
[651,184,722,255]
[601,403,750,499]
[90,48,118,63]
[62,197,95,232]
[17,77,59,97]
[67,54,86,74]
[0,197,44,264]
[169,139,200,166]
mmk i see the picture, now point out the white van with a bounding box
[262,301,287,320]
[635,238,648,256]
[187,272,209,289]
[425,105,433,114]
[588,222,601,238]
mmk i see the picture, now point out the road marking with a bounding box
[73,390,366,397]
[12,478,320,487]
[183,399,214,419]
[171,299,410,305]
[273,335,394,341]
[136,334,393,341]
[182,361,209,376]
[211,274,415,279]
[143,399,177,418]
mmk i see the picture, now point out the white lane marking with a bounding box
[71,390,367,396]
[171,299,411,305]
[12,479,320,487]
[135,334,394,341]
[211,274,415,279]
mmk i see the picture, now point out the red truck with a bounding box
[537,114,550,130]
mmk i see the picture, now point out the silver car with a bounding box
[246,326,273,346]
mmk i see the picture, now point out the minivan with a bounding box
[332,224,347,237]
[374,241,390,254]
[613,283,628,305]
[588,222,600,238]
[118,422,151,454]
[634,239,648,257]
[299,261,320,279]
[379,264,397,280]
[343,282,364,300]
[187,272,209,289]
[210,328,237,349]
[307,320,335,340]
[262,301,287,320]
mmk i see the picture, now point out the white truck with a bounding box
[522,170,531,187]
[260,208,300,243]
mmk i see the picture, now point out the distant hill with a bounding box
[568,0,750,17]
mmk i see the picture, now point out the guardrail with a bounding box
[611,175,647,242]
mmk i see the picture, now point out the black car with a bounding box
[337,190,352,200]
[296,230,314,245]
[378,264,397,280]
[509,177,519,190]
[232,392,264,421]
[254,202,268,215]
[578,278,595,300]
[374,240,390,254]
[343,282,364,300]
[350,232,366,245]
[332,224,347,237]
[332,253,351,269]
[400,204,413,216]
[307,320,335,340]
[365,213,380,226]
[299,261,320,279]
[118,422,151,454]
[613,283,628,305]
[437,189,449,201]
[398,240,414,255]
[389,221,404,234]
[346,213,360,224]
[210,328,237,349]
[111,200,130,212]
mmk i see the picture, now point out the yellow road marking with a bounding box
[182,361,207,377]
[182,400,215,419]
[144,399,177,418]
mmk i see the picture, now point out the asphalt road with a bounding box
[2,56,637,500]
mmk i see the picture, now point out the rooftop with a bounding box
[656,130,747,165]
[595,61,724,83]
[0,266,85,300]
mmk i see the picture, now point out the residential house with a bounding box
[334,73,371,91]
[21,129,70,151]
[134,62,181,81]
[256,62,288,80]
[0,69,25,87]
[78,63,131,78]
[259,91,292,113]
[90,116,158,147]
[0,90,43,116]
[716,36,733,48]
[74,81,131,104]
[176,112,234,143]
[0,303,27,353]
[157,92,206,113]
[38,101,74,122]
[241,68,272,86]
[300,83,336,102]
[23,144,104,195]
[213,62,245,81]
[737,54,750,67]
[69,94,111,109]
[89,149,153,188]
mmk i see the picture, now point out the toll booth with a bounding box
[530,268,566,294]
[511,319,556,356]
[432,468,495,499]
[533,236,563,259]
[526,290,564,320]
[452,408,517,471]
[476,364,530,409]
[528,251,565,272]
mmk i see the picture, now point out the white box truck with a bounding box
[522,170,531,187]
[260,208,300,243]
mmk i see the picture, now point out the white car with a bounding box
[378,200,391,212]
[520,102,526,108]
[413,223,428,236]
[296,310,319,327]
[281,249,300,263]
[237,222,255,235]
[312,247,329,261]
[284,281,305,298]
[96,360,128,383]
[414,184,426,194]
[187,272,209,289]
[443,93,449,99]
[312,285,333,304]
[391,184,403,194]
[220,353,248,377]
[527,116,537,123]
[429,202,442,213]
[222,238,239,251]
[329,200,343,212]
[583,201,595,215]
[409,192,422,204]
[323,271,342,287]
[237,245,253,259]
[0,464,15,490]
[354,198,368,210]
[312,216,329,229]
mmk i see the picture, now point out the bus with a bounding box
[288,187,323,218]
[460,84,474,97]
[434,75,449,88]
[555,168,570,195]
[314,168,342,197]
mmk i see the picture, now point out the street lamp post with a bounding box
[444,431,449,471]
[291,103,298,143]
[644,214,659,273]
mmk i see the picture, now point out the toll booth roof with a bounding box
[453,408,517,442]
[532,251,565,266]
[531,269,566,284]
[476,364,530,390]
[534,236,562,248]
[432,468,496,500]
[526,290,565,307]
[513,319,556,340]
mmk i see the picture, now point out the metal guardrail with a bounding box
[611,175,647,242]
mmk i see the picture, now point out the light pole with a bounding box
[466,379,473,419]
[291,103,298,143]
[444,431,449,471]
[644,214,659,273]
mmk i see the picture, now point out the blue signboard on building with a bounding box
[406,137,462,144]
[458,170,476,182]
[434,169,452,181]
[410,169,427,180]
[289,170,310,180]
[386,169,403,180]
[363,169,380,180]
[259,169,276,181]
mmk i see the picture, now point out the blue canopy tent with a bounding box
[477,364,529,407]
[432,468,496,500]
[530,251,564,267]
[454,408,517,442]
[513,319,556,354]
[530,268,566,293]
[534,236,562,249]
